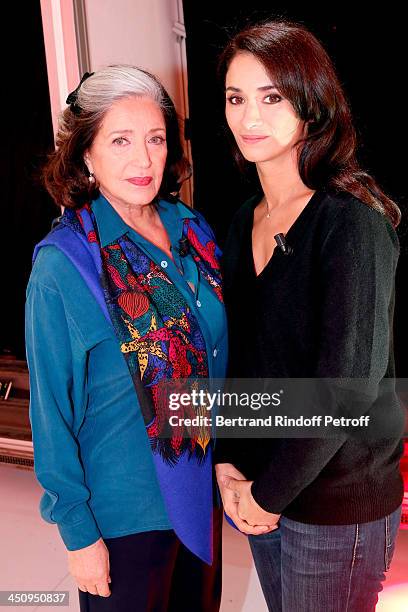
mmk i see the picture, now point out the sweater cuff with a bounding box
[56,503,102,551]
[250,479,287,514]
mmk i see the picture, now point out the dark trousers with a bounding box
[78,508,222,612]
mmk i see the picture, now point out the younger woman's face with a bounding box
[225,52,305,164]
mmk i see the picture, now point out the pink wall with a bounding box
[84,0,182,107]
[40,0,79,135]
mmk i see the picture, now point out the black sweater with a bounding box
[214,189,405,524]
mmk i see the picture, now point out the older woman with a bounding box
[25,65,227,611]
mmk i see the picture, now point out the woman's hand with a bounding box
[215,463,276,535]
[67,537,111,597]
[222,476,281,529]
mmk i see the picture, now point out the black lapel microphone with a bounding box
[274,233,293,256]
[177,237,190,257]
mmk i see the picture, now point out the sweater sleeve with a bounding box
[251,201,399,513]
[25,274,102,550]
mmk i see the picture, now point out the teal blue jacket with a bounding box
[25,195,227,550]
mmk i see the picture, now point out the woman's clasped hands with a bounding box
[215,464,280,535]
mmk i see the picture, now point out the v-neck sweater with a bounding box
[214,189,405,524]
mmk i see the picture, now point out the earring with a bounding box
[88,172,95,184]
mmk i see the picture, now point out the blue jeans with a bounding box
[248,506,401,612]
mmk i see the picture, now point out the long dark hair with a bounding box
[42,65,191,208]
[218,20,400,227]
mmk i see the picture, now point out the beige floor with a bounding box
[0,463,407,611]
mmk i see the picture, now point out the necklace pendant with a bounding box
[266,213,270,219]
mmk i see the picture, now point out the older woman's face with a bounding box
[225,52,305,165]
[85,96,167,209]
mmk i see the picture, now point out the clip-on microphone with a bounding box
[274,233,293,255]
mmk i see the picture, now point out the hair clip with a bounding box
[66,71,94,115]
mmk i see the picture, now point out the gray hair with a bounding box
[74,64,169,115]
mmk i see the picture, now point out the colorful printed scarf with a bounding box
[33,198,223,564]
